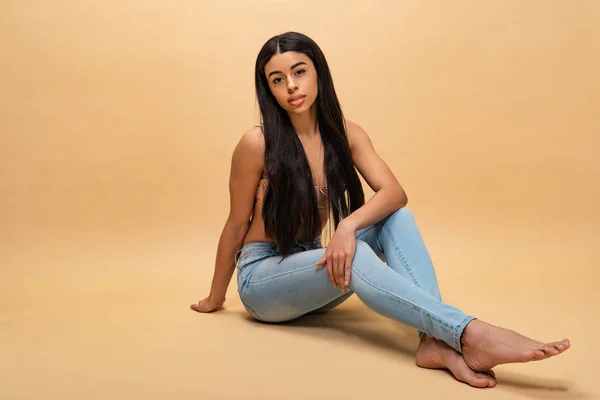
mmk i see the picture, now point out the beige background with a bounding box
[1,0,599,399]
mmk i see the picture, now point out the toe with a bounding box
[453,364,490,388]
[542,345,560,356]
[469,375,491,388]
[484,369,498,387]
[473,372,492,388]
[551,341,566,352]
[481,371,497,387]
[531,350,546,360]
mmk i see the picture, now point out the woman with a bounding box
[190,32,570,388]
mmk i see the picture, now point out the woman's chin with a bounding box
[287,103,314,115]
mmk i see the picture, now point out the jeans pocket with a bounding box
[237,249,274,271]
[236,248,275,293]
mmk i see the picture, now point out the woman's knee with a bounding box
[386,207,414,225]
[352,240,381,271]
[354,239,373,257]
[349,240,381,293]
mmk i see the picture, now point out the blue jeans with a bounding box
[235,207,475,353]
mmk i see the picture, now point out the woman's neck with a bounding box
[289,105,319,137]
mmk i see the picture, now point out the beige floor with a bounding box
[2,0,599,399]
[1,210,597,400]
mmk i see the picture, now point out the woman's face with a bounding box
[264,51,318,115]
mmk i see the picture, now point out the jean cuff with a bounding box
[453,315,476,353]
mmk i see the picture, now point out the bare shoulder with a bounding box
[226,126,265,226]
[344,119,373,150]
[237,125,265,154]
[232,125,265,168]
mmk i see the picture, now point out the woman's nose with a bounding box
[287,78,297,92]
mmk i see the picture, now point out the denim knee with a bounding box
[351,240,379,274]
[385,207,414,226]
[354,239,372,257]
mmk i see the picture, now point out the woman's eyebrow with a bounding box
[268,61,308,78]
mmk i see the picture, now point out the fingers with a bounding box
[344,256,351,288]
[190,297,224,313]
[326,256,336,288]
[336,255,346,293]
[320,251,338,288]
[334,253,344,290]
[332,253,347,292]
[331,253,339,288]
[316,251,349,292]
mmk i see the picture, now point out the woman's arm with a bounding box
[205,220,249,306]
[341,119,408,232]
[315,120,408,292]
[191,127,265,312]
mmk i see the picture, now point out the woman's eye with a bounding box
[272,70,304,84]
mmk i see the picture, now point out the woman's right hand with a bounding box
[190,296,225,313]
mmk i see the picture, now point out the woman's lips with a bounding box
[288,95,305,106]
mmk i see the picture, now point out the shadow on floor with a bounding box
[227,306,586,398]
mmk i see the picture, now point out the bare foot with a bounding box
[416,335,497,388]
[461,319,571,372]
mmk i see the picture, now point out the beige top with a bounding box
[242,174,331,246]
[255,177,329,210]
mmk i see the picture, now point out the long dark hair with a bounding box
[255,32,365,256]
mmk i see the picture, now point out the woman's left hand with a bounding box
[315,220,357,293]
